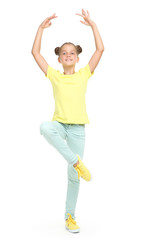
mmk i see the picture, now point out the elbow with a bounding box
[31,50,36,55]
[31,50,39,56]
[97,48,105,52]
[31,48,38,55]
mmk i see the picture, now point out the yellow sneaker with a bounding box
[65,213,80,233]
[74,155,91,181]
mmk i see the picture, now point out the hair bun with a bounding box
[76,45,82,55]
[54,47,60,55]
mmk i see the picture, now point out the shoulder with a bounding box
[79,64,94,78]
[45,65,60,79]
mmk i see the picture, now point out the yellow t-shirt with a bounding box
[45,63,94,124]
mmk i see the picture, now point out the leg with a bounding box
[40,121,78,165]
[65,124,86,220]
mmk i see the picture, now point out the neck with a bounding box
[63,65,76,75]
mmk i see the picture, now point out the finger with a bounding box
[80,20,89,26]
[48,14,55,19]
[76,13,84,18]
[82,8,86,16]
[48,15,57,20]
[47,16,57,22]
[87,10,90,17]
[48,13,57,19]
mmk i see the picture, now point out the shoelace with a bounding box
[67,213,76,225]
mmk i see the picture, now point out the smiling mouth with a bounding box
[65,59,73,61]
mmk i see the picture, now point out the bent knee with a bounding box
[40,121,51,135]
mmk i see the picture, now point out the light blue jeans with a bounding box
[40,120,85,220]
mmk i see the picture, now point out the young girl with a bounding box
[31,9,104,233]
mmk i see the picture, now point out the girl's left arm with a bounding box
[76,9,105,73]
[89,22,105,73]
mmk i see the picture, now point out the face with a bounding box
[58,44,79,66]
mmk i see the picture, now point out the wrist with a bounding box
[38,25,44,31]
[90,21,96,27]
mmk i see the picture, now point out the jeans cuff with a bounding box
[72,155,78,165]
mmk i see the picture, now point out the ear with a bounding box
[58,57,61,63]
[77,57,79,63]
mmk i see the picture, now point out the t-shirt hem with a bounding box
[51,117,89,124]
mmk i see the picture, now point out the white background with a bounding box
[0,0,160,239]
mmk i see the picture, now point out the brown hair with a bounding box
[54,42,82,56]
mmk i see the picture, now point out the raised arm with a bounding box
[31,13,58,75]
[76,9,104,74]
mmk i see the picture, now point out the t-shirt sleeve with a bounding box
[79,63,94,81]
[45,65,58,83]
[86,63,94,78]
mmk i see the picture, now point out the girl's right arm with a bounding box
[31,13,58,75]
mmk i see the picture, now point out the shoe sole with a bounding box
[65,226,80,233]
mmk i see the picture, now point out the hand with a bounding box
[39,13,58,29]
[76,9,94,27]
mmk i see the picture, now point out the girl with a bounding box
[31,9,104,233]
